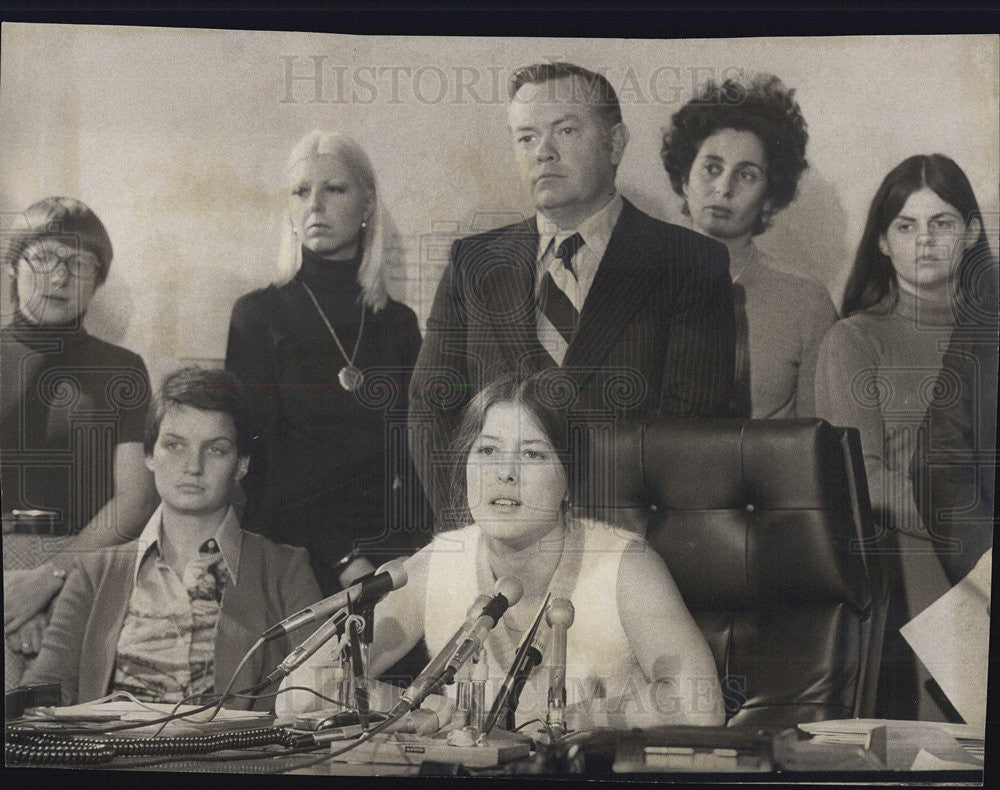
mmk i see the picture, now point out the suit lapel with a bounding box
[563,200,660,372]
[477,217,549,373]
[215,532,263,707]
[82,555,134,704]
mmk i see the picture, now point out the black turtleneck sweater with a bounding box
[225,249,428,594]
[298,245,366,323]
[1,312,151,533]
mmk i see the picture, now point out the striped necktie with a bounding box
[538,233,585,365]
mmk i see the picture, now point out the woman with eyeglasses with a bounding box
[2,197,158,686]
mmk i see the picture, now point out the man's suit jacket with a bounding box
[23,530,321,710]
[409,198,735,524]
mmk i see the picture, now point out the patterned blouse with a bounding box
[112,512,239,702]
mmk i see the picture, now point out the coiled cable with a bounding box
[5,724,300,766]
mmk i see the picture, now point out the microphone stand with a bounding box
[360,599,376,700]
[545,598,575,736]
[503,635,546,732]
[479,592,551,741]
[346,596,371,733]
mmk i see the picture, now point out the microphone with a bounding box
[397,593,491,712]
[264,565,409,685]
[393,576,522,714]
[262,560,407,641]
[503,632,546,730]
[445,576,523,678]
[545,597,574,734]
[481,591,550,736]
[264,608,350,685]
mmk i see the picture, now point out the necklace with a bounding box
[300,281,366,391]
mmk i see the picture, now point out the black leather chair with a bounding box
[583,418,887,727]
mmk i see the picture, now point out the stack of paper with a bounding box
[900,548,991,729]
[27,699,273,736]
[799,718,984,769]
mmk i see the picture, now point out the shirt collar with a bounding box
[536,192,623,265]
[133,504,243,585]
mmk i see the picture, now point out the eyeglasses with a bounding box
[22,249,101,281]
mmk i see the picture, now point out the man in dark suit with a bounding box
[409,62,735,526]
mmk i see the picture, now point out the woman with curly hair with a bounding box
[662,74,836,418]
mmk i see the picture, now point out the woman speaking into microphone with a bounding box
[321,374,724,731]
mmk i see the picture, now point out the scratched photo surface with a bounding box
[1,23,997,778]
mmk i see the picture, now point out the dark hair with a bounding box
[841,154,991,317]
[144,367,252,457]
[509,62,623,131]
[661,74,809,235]
[2,198,114,300]
[447,372,571,527]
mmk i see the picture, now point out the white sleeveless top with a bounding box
[424,518,642,726]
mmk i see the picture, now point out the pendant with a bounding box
[338,365,365,391]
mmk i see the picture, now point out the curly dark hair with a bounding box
[661,74,809,235]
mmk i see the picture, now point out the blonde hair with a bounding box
[275,130,390,311]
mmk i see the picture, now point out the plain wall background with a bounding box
[2,25,997,388]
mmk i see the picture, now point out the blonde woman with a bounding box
[225,131,427,597]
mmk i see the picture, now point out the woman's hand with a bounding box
[4,566,63,633]
[8,612,49,656]
[384,708,442,736]
[377,686,453,736]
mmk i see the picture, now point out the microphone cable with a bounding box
[271,699,411,774]
[5,723,303,766]
[6,683,359,768]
